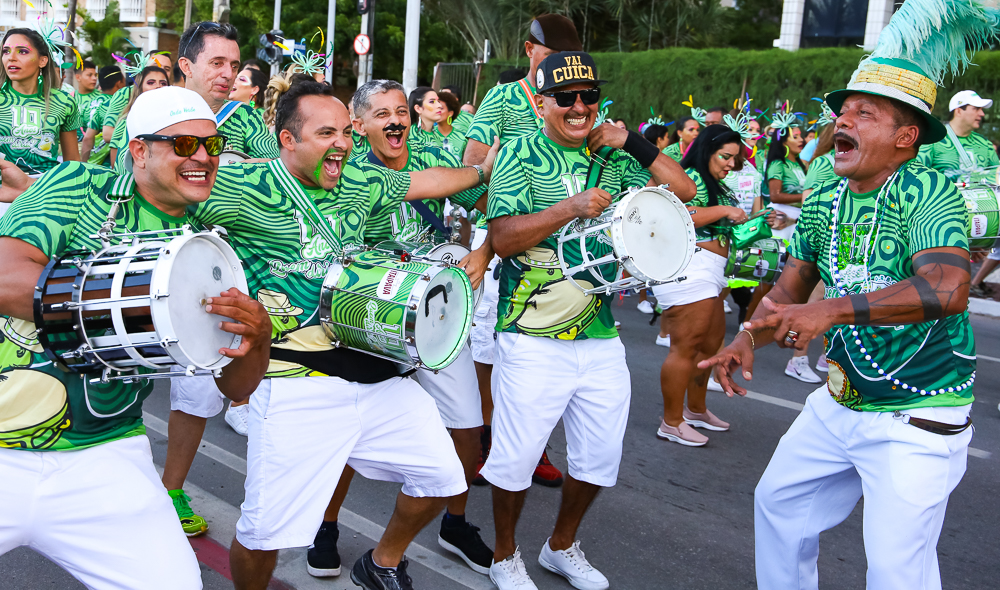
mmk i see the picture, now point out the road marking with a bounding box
[143,412,493,590]
[977,354,1000,363]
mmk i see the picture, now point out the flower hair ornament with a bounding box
[289,50,325,76]
[31,9,70,63]
[637,107,673,133]
[593,97,614,128]
[682,95,707,126]
[770,101,800,140]
[120,50,153,77]
[809,97,837,128]
[724,93,761,157]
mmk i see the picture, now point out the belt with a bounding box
[893,410,972,436]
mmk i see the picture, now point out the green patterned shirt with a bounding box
[74,91,99,141]
[0,84,82,175]
[0,162,192,451]
[803,152,837,195]
[465,78,544,148]
[688,168,738,242]
[487,130,650,340]
[86,93,113,166]
[765,158,807,206]
[661,142,684,163]
[101,86,131,129]
[917,128,999,182]
[788,159,975,412]
[410,122,470,161]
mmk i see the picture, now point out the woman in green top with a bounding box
[0,29,81,176]
[409,86,468,159]
[802,123,837,201]
[662,116,699,162]
[109,66,170,169]
[651,125,747,447]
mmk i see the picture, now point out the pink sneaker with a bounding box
[656,421,708,446]
[683,407,730,432]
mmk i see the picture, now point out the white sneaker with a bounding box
[224,402,249,436]
[637,300,654,314]
[815,353,829,372]
[655,335,670,347]
[723,300,732,314]
[538,539,609,590]
[489,549,537,589]
[706,376,724,392]
[614,320,621,329]
[785,356,823,384]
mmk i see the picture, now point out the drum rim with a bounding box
[615,186,697,283]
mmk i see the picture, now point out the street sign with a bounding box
[354,33,371,55]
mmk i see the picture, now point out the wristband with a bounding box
[622,130,660,168]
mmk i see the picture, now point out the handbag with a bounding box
[730,207,774,250]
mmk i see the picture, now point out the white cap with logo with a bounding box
[949,90,993,112]
[122,86,217,172]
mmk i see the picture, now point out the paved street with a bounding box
[3,297,998,590]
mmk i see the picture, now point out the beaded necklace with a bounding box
[826,172,975,397]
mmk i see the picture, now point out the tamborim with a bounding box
[960,184,1000,249]
[320,251,473,370]
[33,228,248,380]
[219,150,250,166]
[725,238,787,285]
[373,240,483,308]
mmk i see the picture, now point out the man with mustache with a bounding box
[699,3,981,587]
[484,51,694,590]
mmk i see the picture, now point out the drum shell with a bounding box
[373,240,484,308]
[961,185,1000,249]
[725,238,787,285]
[219,150,250,166]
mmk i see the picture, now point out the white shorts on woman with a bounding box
[651,248,728,310]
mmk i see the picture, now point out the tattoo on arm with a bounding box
[913,252,971,273]
[851,295,871,325]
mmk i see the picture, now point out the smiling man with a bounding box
[483,51,694,590]
[699,3,984,587]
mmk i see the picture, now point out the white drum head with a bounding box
[158,234,247,369]
[617,188,695,282]
[428,243,469,265]
[414,267,471,370]
[219,150,250,166]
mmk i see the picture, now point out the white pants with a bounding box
[0,436,202,589]
[236,376,467,551]
[470,226,501,365]
[169,375,226,418]
[481,333,631,492]
[755,386,972,590]
[415,344,483,429]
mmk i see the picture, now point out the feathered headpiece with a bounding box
[724,93,759,150]
[32,13,69,62]
[121,51,153,77]
[637,107,673,134]
[681,95,706,126]
[289,50,326,76]
[769,101,800,140]
[593,98,614,128]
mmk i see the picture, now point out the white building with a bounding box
[775,0,896,51]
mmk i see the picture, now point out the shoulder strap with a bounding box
[266,159,343,255]
[215,101,242,128]
[584,146,616,190]
[945,123,976,171]
[408,200,452,237]
[516,79,542,120]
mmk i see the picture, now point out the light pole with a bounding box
[401,0,419,94]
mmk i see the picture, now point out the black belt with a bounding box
[893,411,972,436]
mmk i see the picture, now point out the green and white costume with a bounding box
[917,125,999,182]
[0,83,82,175]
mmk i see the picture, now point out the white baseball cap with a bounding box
[122,86,217,172]
[949,90,993,111]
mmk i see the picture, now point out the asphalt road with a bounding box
[3,296,998,590]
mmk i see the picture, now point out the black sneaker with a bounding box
[351,549,413,590]
[437,515,493,574]
[307,521,341,577]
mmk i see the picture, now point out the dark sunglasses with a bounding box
[137,134,226,157]
[543,88,601,108]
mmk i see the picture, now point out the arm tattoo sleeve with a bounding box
[912,252,971,273]
[910,275,944,320]
[851,295,871,325]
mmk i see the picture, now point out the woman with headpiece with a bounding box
[230,65,267,110]
[663,116,699,162]
[642,124,671,151]
[0,26,82,179]
[108,61,170,170]
[652,124,748,447]
[801,103,838,201]
[263,71,315,132]
[409,86,468,159]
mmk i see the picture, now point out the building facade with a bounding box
[775,0,895,50]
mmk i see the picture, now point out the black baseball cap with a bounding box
[527,14,583,52]
[534,52,605,94]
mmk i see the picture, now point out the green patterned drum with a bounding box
[373,240,483,308]
[319,251,473,370]
[960,184,1000,249]
[725,238,787,285]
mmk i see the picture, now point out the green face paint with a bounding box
[314,147,342,184]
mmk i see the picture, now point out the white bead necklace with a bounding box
[826,174,975,397]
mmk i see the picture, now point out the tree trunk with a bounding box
[65,0,78,66]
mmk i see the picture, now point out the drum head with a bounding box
[428,243,469,265]
[414,267,472,370]
[158,234,247,368]
[619,188,695,282]
[220,150,250,166]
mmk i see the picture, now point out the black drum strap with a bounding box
[585,146,616,191]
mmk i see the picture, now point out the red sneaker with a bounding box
[471,427,490,486]
[532,450,563,487]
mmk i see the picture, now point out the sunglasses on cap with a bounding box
[542,88,601,108]
[137,134,226,157]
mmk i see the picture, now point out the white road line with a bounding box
[968,447,993,459]
[142,412,493,590]
[977,354,1000,364]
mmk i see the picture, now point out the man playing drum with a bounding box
[0,86,272,589]
[700,2,981,586]
[484,51,694,590]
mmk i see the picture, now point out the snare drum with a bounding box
[33,228,248,379]
[725,238,787,285]
[556,186,696,295]
[219,150,250,166]
[374,240,484,308]
[320,251,473,370]
[960,184,1000,249]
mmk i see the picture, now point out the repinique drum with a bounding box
[725,238,787,285]
[33,228,247,379]
[373,240,483,308]
[960,184,1000,249]
[219,150,250,166]
[556,185,696,295]
[319,251,473,370]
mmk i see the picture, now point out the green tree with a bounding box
[77,0,130,66]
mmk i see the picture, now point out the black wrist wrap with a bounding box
[622,130,659,168]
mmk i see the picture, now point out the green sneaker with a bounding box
[168,489,208,537]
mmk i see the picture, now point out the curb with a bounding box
[969,297,1000,318]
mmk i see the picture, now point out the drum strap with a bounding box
[98,173,137,240]
[585,146,616,190]
[365,150,453,237]
[267,159,344,255]
[517,79,542,121]
[945,123,976,171]
[215,100,242,128]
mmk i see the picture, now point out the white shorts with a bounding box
[236,375,467,551]
[0,436,202,589]
[415,344,483,429]
[169,375,226,418]
[481,333,631,492]
[755,386,972,590]
[651,249,728,309]
[470,226,501,365]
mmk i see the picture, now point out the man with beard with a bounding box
[699,2,984,587]
[484,51,694,589]
[297,80,494,579]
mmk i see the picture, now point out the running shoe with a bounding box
[723,300,733,314]
[532,451,563,487]
[307,521,341,577]
[815,353,829,373]
[168,489,208,537]
[655,335,671,347]
[224,402,249,436]
[706,376,724,392]
[785,356,823,384]
[656,421,708,446]
[683,407,730,431]
[614,320,621,329]
[351,549,412,590]
[438,515,492,574]
[538,539,609,590]
[969,282,991,299]
[489,549,538,590]
[472,426,490,486]
[637,300,654,314]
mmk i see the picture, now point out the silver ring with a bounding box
[785,330,799,343]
